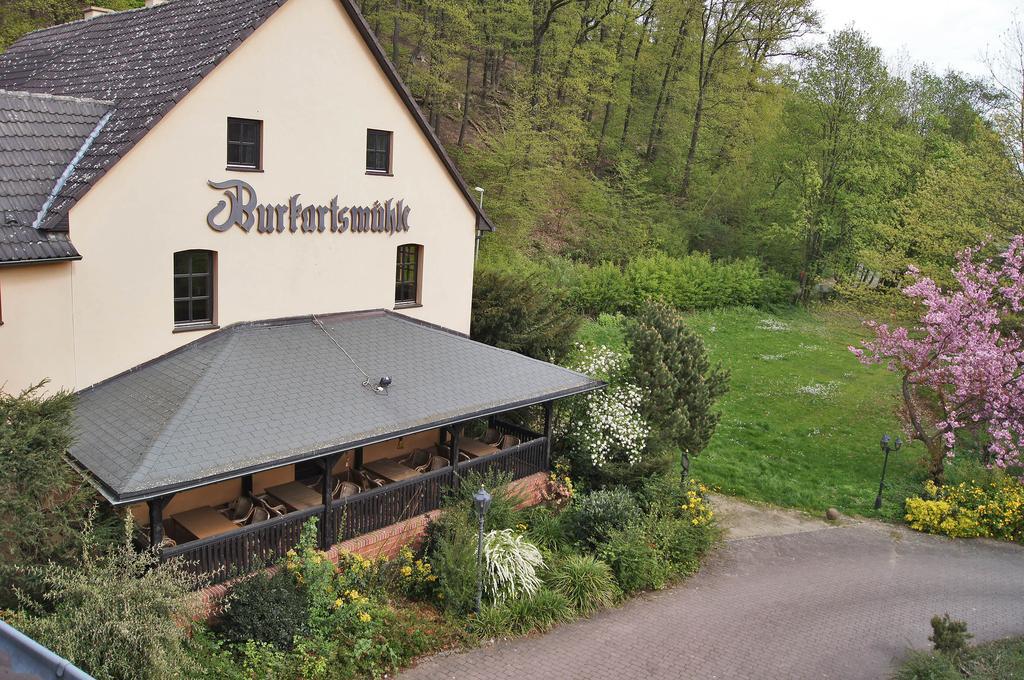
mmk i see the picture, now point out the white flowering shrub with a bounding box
[483,529,544,602]
[560,344,650,469]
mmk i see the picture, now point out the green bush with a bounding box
[545,554,618,616]
[646,515,715,577]
[471,266,581,362]
[597,527,671,594]
[571,262,630,315]
[521,506,571,552]
[428,520,479,615]
[14,518,205,680]
[471,588,573,638]
[623,251,789,313]
[0,384,118,607]
[574,313,630,355]
[567,487,640,548]
[217,568,309,650]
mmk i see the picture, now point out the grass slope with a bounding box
[685,306,927,521]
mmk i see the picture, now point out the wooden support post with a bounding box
[241,474,253,497]
[354,447,364,470]
[147,494,174,551]
[451,424,461,485]
[543,401,554,471]
[319,453,343,551]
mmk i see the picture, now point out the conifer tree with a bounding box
[627,301,729,477]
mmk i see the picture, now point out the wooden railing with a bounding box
[327,466,454,546]
[458,436,547,481]
[161,506,321,583]
[162,426,547,584]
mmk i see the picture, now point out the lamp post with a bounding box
[473,186,485,262]
[473,485,492,614]
[875,434,902,509]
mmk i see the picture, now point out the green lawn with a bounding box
[684,306,927,521]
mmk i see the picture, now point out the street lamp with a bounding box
[874,434,902,509]
[473,485,492,613]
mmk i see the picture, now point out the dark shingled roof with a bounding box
[71,310,602,504]
[0,90,110,264]
[0,0,495,233]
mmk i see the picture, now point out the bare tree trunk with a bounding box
[458,54,473,147]
[391,0,401,64]
[619,11,652,147]
[646,16,687,157]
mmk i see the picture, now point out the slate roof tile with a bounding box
[0,0,494,235]
[0,89,110,263]
[72,311,602,504]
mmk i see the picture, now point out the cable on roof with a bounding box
[312,315,391,394]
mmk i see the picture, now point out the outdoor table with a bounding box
[174,506,238,540]
[363,459,420,482]
[459,438,501,458]
[266,481,323,511]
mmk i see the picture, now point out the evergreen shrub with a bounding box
[218,569,309,650]
[596,527,671,594]
[566,487,640,548]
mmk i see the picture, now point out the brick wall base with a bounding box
[199,471,548,617]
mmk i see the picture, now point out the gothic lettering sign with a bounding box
[206,179,412,235]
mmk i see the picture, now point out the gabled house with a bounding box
[0,0,601,580]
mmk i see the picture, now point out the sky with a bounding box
[813,0,1018,78]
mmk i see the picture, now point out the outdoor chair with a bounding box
[336,481,361,498]
[458,451,472,463]
[403,448,431,470]
[250,507,270,524]
[256,494,286,517]
[429,456,449,470]
[480,427,501,445]
[500,435,521,449]
[227,495,255,526]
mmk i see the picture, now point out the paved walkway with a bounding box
[399,503,1024,680]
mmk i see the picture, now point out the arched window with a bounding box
[173,250,215,326]
[395,244,422,307]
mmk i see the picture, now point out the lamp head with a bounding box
[880,434,891,451]
[473,485,492,518]
[894,437,903,451]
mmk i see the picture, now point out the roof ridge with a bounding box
[0,88,113,106]
[14,2,159,42]
[120,327,242,492]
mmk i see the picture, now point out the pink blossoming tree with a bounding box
[850,236,1024,483]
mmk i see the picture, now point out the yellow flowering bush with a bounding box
[391,545,439,601]
[681,478,714,527]
[905,478,1024,541]
[540,461,575,509]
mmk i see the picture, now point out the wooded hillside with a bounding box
[5,0,1022,294]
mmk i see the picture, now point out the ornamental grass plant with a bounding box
[544,554,619,615]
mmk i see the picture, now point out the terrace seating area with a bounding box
[145,418,547,580]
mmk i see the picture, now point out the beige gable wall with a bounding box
[0,263,75,392]
[61,0,477,390]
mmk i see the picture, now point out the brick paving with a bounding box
[398,523,1024,680]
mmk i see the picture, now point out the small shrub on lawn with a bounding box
[471,588,573,638]
[483,529,544,603]
[544,554,619,616]
[218,568,309,650]
[929,614,972,660]
[597,527,671,594]
[567,487,640,547]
